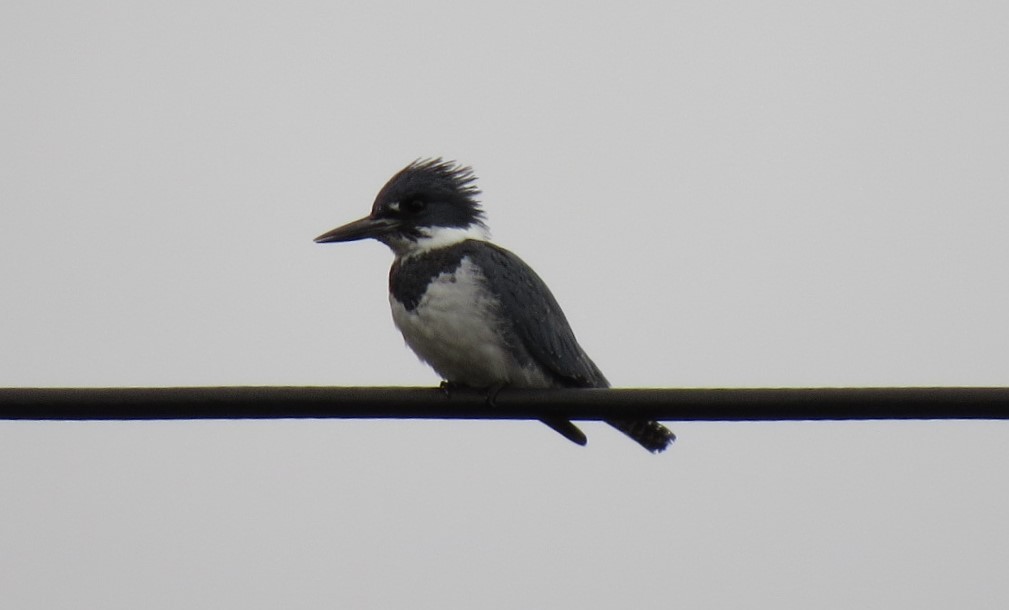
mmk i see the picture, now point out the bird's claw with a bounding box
[485,383,507,407]
[439,380,460,398]
[439,381,506,406]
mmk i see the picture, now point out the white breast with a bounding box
[390,257,553,388]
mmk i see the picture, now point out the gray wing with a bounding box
[465,242,609,388]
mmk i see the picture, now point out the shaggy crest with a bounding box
[372,158,487,230]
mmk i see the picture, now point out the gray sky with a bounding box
[2,2,1008,608]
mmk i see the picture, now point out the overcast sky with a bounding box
[2,2,1008,609]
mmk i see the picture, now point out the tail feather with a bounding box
[540,418,588,446]
[607,419,676,453]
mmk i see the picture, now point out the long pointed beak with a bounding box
[314,216,400,243]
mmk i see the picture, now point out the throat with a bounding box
[386,225,491,259]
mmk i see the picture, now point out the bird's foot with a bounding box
[485,382,507,407]
[439,381,507,406]
[439,380,461,398]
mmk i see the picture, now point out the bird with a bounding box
[315,158,675,452]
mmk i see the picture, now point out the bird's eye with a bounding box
[404,198,426,213]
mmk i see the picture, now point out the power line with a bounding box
[1,386,1008,421]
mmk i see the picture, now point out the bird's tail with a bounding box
[540,418,588,446]
[606,419,676,453]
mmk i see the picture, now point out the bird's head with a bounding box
[315,158,490,257]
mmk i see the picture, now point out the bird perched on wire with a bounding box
[315,159,675,452]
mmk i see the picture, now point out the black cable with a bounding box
[1,386,1008,421]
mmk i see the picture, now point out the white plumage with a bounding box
[390,256,553,389]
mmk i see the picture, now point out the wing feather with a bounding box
[464,242,609,388]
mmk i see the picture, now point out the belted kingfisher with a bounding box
[315,159,675,453]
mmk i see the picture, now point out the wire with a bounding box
[1,386,1008,421]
